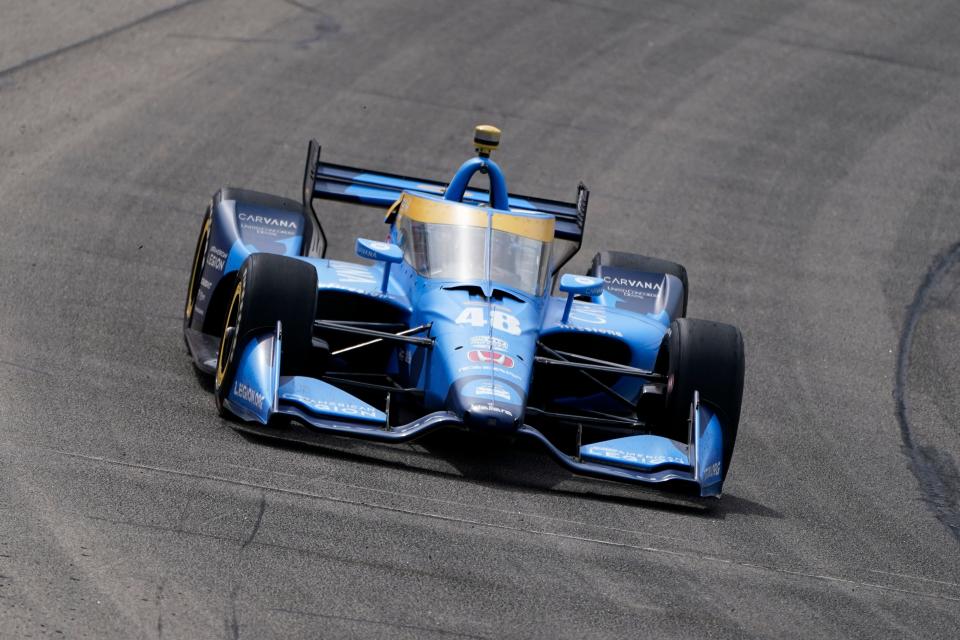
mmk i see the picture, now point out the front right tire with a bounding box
[663,318,745,477]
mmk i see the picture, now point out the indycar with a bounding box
[183,125,745,497]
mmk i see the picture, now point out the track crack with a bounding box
[227,494,266,640]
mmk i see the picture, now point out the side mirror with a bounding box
[558,274,604,323]
[356,238,403,293]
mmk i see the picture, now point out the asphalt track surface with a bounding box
[2,1,959,638]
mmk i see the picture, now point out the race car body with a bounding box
[184,126,745,497]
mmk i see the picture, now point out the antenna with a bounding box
[473,124,501,158]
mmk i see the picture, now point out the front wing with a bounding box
[222,325,730,497]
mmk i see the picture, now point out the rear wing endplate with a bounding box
[302,139,588,259]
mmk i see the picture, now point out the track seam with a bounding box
[0,0,207,81]
[49,447,960,603]
[894,240,960,542]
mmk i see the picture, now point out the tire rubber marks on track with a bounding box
[894,240,960,542]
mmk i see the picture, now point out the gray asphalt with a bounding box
[2,1,959,638]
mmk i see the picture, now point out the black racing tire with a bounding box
[214,253,318,416]
[588,251,689,317]
[663,318,745,476]
[184,206,212,330]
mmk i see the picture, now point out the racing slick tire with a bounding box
[663,318,744,477]
[214,253,318,416]
[588,251,689,317]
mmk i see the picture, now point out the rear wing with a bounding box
[301,139,588,265]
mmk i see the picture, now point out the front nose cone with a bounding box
[461,401,520,433]
[446,378,524,433]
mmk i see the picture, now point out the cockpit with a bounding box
[391,192,554,296]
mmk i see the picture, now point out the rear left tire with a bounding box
[184,207,212,330]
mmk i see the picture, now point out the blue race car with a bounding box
[183,126,745,497]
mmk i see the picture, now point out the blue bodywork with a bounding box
[184,145,733,498]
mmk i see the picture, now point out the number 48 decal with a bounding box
[455,307,521,336]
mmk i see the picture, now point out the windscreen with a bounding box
[398,215,551,295]
[490,229,551,295]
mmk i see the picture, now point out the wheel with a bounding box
[214,253,318,415]
[663,318,744,476]
[184,207,212,329]
[588,251,689,317]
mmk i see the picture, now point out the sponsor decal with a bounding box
[206,246,227,272]
[703,460,722,480]
[569,301,607,325]
[563,300,622,335]
[468,402,513,418]
[199,277,213,290]
[355,240,395,261]
[286,393,379,419]
[238,212,298,230]
[607,287,656,300]
[567,325,624,338]
[458,365,521,382]
[602,276,662,290]
[467,350,515,368]
[464,379,518,403]
[233,381,266,410]
[586,446,686,467]
[469,335,508,351]
[318,283,387,297]
[329,261,377,285]
[474,384,512,401]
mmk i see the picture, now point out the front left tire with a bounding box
[214,253,318,416]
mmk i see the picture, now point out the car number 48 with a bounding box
[455,307,521,336]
